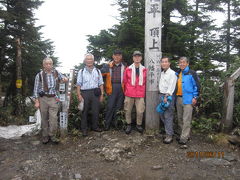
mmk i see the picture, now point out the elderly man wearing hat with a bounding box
[101,50,127,131]
[123,51,147,134]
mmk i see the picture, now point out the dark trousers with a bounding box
[105,83,124,127]
[81,89,100,131]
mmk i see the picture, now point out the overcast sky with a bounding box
[35,1,226,73]
[35,0,119,73]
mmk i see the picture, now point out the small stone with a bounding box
[232,168,240,176]
[31,140,40,146]
[109,138,118,142]
[223,154,237,162]
[25,160,32,164]
[200,158,231,166]
[102,134,110,140]
[11,175,22,180]
[179,145,188,149]
[75,173,82,179]
[152,165,163,170]
[14,141,23,144]
[228,135,240,146]
[94,148,102,153]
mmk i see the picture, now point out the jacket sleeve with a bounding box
[101,63,109,77]
[123,68,128,86]
[191,71,200,97]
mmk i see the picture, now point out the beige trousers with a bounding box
[124,96,145,125]
[39,96,59,137]
[176,97,193,140]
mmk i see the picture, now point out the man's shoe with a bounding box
[82,130,88,137]
[42,136,49,144]
[125,125,132,135]
[178,139,187,145]
[176,136,190,142]
[93,127,102,132]
[176,136,180,142]
[136,125,144,134]
[51,136,60,144]
[163,135,173,144]
[104,125,110,131]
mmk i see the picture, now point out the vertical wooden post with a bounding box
[145,0,162,131]
[15,37,23,115]
[60,69,75,136]
[221,67,240,132]
[221,78,234,132]
[16,37,22,91]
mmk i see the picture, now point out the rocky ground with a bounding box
[0,130,240,180]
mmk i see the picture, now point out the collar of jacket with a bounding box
[161,67,172,74]
[176,66,190,75]
[109,61,125,68]
[84,66,95,72]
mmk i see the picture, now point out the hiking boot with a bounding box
[42,136,49,144]
[176,136,190,142]
[82,130,88,137]
[125,124,132,135]
[136,125,144,134]
[163,135,173,144]
[104,124,110,131]
[51,136,60,144]
[178,138,187,145]
[176,136,180,142]
[92,127,102,132]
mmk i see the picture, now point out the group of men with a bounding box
[76,50,147,137]
[33,50,200,147]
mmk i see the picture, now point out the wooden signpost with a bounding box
[145,0,162,131]
[221,67,240,132]
[59,69,75,136]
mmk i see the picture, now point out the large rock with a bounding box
[228,135,240,146]
[200,158,231,166]
[100,147,120,162]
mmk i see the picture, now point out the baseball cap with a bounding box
[113,49,122,55]
[133,50,142,56]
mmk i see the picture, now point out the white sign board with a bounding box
[60,112,68,129]
[145,0,162,91]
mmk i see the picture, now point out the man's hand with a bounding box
[78,94,83,102]
[34,100,40,109]
[62,77,68,83]
[100,94,104,103]
[192,98,197,106]
[163,96,168,103]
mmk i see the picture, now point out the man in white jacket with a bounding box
[158,57,177,144]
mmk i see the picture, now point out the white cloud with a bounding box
[35,0,119,73]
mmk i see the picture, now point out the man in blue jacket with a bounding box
[175,57,200,146]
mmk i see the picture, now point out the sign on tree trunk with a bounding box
[145,0,162,130]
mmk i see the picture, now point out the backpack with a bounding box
[39,69,60,92]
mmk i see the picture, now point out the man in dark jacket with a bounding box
[175,57,200,146]
[101,50,127,131]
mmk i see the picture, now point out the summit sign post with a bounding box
[145,0,162,130]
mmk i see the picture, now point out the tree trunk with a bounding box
[189,0,199,62]
[226,0,231,70]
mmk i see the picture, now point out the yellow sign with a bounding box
[16,79,22,88]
